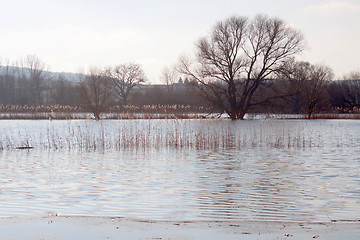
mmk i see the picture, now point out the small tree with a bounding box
[339,72,360,110]
[286,61,333,118]
[161,66,178,94]
[78,68,112,120]
[180,15,304,120]
[52,75,78,105]
[18,55,50,105]
[106,63,146,105]
[0,61,16,104]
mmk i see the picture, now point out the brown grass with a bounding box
[0,104,212,120]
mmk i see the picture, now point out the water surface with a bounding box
[0,119,359,221]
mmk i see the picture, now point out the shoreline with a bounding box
[0,112,360,120]
[1,216,359,240]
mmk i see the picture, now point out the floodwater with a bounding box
[0,119,359,222]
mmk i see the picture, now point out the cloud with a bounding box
[302,1,360,15]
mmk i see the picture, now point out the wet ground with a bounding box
[0,216,359,240]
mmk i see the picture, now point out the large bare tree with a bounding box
[78,68,113,120]
[180,15,304,120]
[105,63,146,105]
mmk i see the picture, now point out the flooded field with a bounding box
[0,119,359,222]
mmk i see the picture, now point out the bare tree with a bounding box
[179,15,304,120]
[17,55,50,105]
[78,68,113,120]
[105,63,146,105]
[52,75,78,105]
[161,66,178,94]
[287,61,333,118]
[0,60,16,104]
[338,71,360,110]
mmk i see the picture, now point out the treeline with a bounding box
[254,77,360,115]
[0,55,359,118]
[1,16,359,120]
[0,56,206,110]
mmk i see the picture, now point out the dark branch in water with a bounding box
[16,146,33,150]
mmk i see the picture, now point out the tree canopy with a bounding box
[180,15,305,119]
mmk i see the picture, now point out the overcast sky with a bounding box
[0,0,359,82]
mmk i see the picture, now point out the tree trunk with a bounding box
[94,112,101,120]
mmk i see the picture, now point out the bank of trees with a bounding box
[0,15,359,119]
[0,56,359,118]
[177,14,359,119]
[0,59,205,114]
[0,55,50,105]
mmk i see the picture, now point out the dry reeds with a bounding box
[309,113,360,120]
[0,119,338,152]
[0,104,212,120]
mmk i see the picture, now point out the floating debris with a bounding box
[16,146,33,150]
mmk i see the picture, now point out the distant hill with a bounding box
[0,65,84,83]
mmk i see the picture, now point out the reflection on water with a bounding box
[0,119,359,221]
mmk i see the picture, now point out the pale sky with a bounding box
[0,0,359,82]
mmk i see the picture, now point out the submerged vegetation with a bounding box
[0,119,353,151]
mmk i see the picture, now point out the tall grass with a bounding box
[0,119,333,151]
